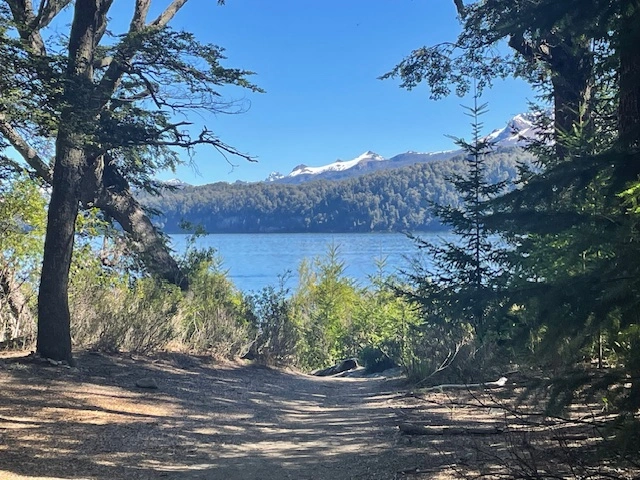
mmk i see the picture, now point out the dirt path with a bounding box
[0,351,433,480]
[0,351,626,480]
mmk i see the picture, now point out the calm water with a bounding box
[169,232,448,292]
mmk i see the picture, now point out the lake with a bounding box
[169,232,449,292]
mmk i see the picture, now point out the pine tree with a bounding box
[404,95,510,379]
[482,0,640,418]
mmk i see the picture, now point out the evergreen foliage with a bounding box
[401,97,511,380]
[0,0,261,362]
[141,147,533,233]
[388,3,640,454]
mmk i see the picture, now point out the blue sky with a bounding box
[149,0,535,184]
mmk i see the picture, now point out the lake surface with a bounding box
[169,232,449,292]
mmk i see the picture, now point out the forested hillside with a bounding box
[143,146,534,233]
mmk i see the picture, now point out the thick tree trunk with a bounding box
[548,39,594,160]
[36,142,84,361]
[36,0,102,362]
[508,34,594,160]
[618,1,640,149]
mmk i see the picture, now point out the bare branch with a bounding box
[140,127,257,163]
[453,0,465,18]
[96,0,187,106]
[94,0,116,45]
[0,113,52,182]
[111,88,152,104]
[149,0,189,28]
[34,0,73,30]
[130,0,151,31]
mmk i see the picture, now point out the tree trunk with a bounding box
[36,141,83,362]
[548,39,594,160]
[618,1,640,149]
[36,0,102,362]
[508,34,594,160]
[0,257,35,342]
[93,162,188,289]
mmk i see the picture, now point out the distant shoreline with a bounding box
[163,227,450,235]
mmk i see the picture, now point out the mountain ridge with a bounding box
[264,113,537,185]
[144,146,535,234]
[143,113,539,234]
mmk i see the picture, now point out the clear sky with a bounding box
[148,0,535,185]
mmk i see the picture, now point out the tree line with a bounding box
[142,147,533,233]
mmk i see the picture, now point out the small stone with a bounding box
[136,377,158,389]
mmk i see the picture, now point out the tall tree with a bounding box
[0,0,261,361]
[381,0,606,159]
[388,0,640,399]
[404,98,510,377]
[489,0,640,368]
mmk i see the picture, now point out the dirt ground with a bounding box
[0,351,634,480]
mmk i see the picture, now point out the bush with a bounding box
[290,249,361,370]
[248,282,300,365]
[401,321,475,384]
[360,346,396,373]
[176,247,253,358]
[70,241,254,358]
[69,254,180,353]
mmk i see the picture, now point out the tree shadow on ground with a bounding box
[0,351,451,479]
[1,351,634,480]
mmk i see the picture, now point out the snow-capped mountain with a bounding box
[161,178,189,189]
[289,151,386,177]
[265,172,285,182]
[272,114,537,184]
[484,113,539,146]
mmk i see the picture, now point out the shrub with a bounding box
[70,238,254,358]
[360,346,396,373]
[248,281,300,365]
[291,249,360,370]
[69,252,180,353]
[176,247,253,358]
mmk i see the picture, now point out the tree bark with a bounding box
[36,0,102,362]
[618,1,640,149]
[549,38,594,159]
[509,34,594,160]
[36,141,81,361]
[92,161,187,289]
[0,257,35,342]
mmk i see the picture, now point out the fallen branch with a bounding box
[418,376,509,393]
[398,422,504,436]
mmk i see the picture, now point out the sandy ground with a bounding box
[0,351,634,480]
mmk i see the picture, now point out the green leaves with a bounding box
[0,173,46,270]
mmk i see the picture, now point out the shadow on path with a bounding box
[0,351,455,480]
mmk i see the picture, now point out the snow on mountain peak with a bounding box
[274,114,538,183]
[265,172,284,182]
[162,178,189,189]
[288,151,386,177]
[355,150,385,161]
[485,113,538,146]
